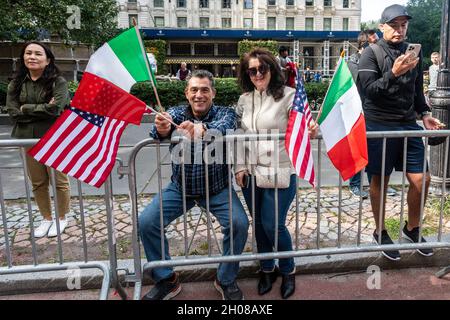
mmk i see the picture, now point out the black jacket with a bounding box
[358,39,430,124]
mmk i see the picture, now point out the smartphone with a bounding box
[406,43,421,61]
[242,174,250,189]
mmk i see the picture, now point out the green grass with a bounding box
[428,196,450,217]
[385,218,401,239]
[385,217,437,239]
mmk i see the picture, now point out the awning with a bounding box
[165,57,240,64]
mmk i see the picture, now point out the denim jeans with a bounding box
[139,182,249,285]
[241,175,297,275]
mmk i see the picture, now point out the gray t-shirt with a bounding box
[429,64,439,91]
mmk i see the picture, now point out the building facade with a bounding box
[117,0,362,76]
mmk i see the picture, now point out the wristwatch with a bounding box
[420,111,432,119]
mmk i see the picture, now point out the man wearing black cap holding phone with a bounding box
[358,4,444,261]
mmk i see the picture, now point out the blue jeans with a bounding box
[139,182,249,285]
[241,175,297,275]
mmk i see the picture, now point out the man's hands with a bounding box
[392,53,419,77]
[308,120,319,139]
[155,112,173,138]
[423,114,446,130]
[178,121,205,139]
[156,112,205,139]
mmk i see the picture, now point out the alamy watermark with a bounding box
[67,5,81,30]
[66,266,81,290]
[366,265,381,290]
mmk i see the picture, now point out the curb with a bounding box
[1,246,450,297]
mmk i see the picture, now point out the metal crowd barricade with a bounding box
[0,139,126,300]
[121,129,450,300]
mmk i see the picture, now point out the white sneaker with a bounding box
[34,220,53,238]
[47,219,68,238]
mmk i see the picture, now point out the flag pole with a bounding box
[146,105,180,128]
[316,51,345,123]
[132,23,165,112]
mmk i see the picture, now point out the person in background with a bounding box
[428,52,440,93]
[176,62,191,81]
[6,41,71,238]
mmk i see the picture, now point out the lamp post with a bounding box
[429,0,450,190]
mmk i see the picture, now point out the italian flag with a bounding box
[317,57,368,181]
[71,27,154,125]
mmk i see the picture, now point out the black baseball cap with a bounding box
[381,4,412,23]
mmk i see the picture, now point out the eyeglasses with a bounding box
[246,64,269,77]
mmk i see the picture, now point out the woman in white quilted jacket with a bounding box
[235,48,318,299]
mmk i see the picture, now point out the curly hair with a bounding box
[10,41,61,103]
[237,48,285,101]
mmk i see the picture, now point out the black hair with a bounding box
[238,48,285,101]
[10,41,60,103]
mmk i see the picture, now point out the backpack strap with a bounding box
[370,43,385,74]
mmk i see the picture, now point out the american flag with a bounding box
[285,71,315,187]
[28,107,126,188]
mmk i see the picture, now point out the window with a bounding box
[306,0,314,6]
[154,16,165,27]
[154,0,163,7]
[343,18,349,31]
[222,0,231,8]
[171,43,191,56]
[244,0,253,9]
[268,0,276,5]
[222,18,232,28]
[177,17,187,28]
[267,17,276,29]
[195,43,214,56]
[177,0,186,8]
[244,18,253,29]
[286,17,294,29]
[305,18,314,31]
[199,0,209,8]
[129,14,138,27]
[217,43,237,56]
[323,18,332,30]
[286,0,294,5]
[324,0,332,6]
[200,17,209,28]
[343,0,349,8]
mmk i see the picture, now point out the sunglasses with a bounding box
[246,64,269,77]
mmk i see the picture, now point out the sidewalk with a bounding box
[2,187,450,264]
[1,267,449,300]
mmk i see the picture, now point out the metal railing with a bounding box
[1,130,450,299]
[118,130,450,300]
[0,139,126,299]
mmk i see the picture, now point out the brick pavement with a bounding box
[1,187,450,266]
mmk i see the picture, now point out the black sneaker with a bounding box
[214,278,244,300]
[373,230,401,261]
[402,221,434,257]
[142,273,181,300]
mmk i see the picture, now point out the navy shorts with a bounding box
[366,121,427,176]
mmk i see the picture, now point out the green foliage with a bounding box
[0,0,119,48]
[144,40,167,75]
[406,0,442,67]
[360,20,379,30]
[71,79,330,111]
[385,218,401,239]
[238,40,279,58]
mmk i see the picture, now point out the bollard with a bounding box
[429,0,450,191]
